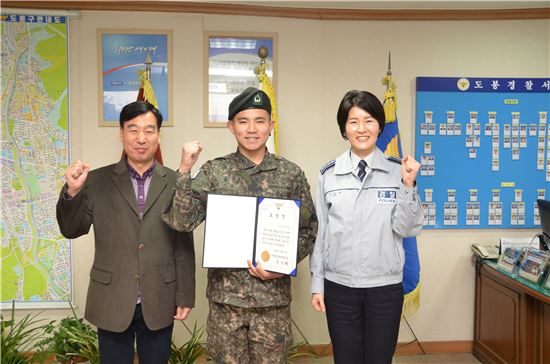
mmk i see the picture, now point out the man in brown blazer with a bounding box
[57,101,195,364]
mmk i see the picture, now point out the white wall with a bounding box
[31,10,550,346]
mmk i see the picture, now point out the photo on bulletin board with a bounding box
[204,31,277,128]
[97,29,173,126]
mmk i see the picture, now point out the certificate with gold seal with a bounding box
[254,197,301,276]
[203,194,301,276]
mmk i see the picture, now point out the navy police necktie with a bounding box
[358,160,367,182]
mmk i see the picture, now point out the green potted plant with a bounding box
[1,301,48,364]
[35,316,92,363]
[59,320,99,364]
[35,302,99,364]
[169,321,206,364]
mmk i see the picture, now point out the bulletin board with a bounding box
[415,77,550,229]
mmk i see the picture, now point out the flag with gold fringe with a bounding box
[138,72,159,109]
[255,47,279,155]
[137,52,163,164]
[376,56,421,316]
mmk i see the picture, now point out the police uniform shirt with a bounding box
[310,147,424,293]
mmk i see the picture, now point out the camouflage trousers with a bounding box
[207,301,292,364]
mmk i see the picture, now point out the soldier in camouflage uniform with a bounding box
[162,87,317,364]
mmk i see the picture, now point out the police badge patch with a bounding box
[377,189,397,204]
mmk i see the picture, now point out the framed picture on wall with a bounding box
[204,31,277,127]
[97,29,173,126]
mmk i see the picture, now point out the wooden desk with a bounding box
[473,259,550,364]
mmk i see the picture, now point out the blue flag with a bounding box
[376,73,421,315]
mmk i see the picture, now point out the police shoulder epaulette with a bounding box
[387,156,402,164]
[320,160,335,174]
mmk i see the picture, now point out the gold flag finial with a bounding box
[144,51,152,81]
[255,46,268,75]
[258,46,268,61]
[382,51,395,91]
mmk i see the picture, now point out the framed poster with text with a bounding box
[97,29,173,126]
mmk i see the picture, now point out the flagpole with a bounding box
[145,51,152,81]
[387,51,392,80]
[136,51,163,164]
[380,51,426,355]
[255,46,279,155]
[384,51,393,92]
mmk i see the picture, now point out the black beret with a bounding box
[228,87,272,120]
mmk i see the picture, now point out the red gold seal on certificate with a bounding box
[261,250,270,262]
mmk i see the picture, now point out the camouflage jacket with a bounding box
[162,149,318,308]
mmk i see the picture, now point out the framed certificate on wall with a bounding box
[204,31,277,127]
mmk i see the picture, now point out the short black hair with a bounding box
[336,90,385,140]
[119,101,163,129]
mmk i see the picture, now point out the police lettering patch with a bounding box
[377,189,397,204]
